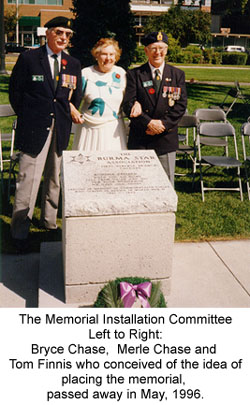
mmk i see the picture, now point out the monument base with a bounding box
[38,241,171,307]
[61,150,177,306]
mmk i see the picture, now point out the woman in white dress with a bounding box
[71,38,128,151]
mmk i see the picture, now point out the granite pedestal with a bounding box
[61,150,178,306]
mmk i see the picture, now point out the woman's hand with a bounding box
[130,101,142,118]
[70,103,84,124]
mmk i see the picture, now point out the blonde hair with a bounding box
[91,38,122,62]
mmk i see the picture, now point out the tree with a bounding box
[145,5,211,47]
[214,0,250,34]
[4,8,18,41]
[241,0,249,13]
[70,0,136,69]
[213,0,250,16]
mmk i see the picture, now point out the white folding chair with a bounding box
[241,121,250,200]
[176,114,198,177]
[198,122,243,201]
[0,104,16,169]
[195,108,229,158]
[0,104,16,196]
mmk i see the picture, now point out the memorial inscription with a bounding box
[61,150,177,217]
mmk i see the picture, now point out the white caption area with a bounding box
[0,308,249,404]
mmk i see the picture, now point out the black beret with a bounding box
[142,31,168,46]
[44,16,73,30]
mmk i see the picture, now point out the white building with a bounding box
[131,1,171,43]
[131,0,211,43]
[174,0,211,9]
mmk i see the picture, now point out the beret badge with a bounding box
[157,31,163,41]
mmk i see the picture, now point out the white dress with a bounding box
[72,65,127,151]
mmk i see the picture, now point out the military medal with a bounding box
[165,86,181,106]
[68,86,73,100]
[167,87,173,106]
[61,74,77,100]
[169,96,175,107]
[162,86,167,98]
[176,87,181,100]
[62,74,77,89]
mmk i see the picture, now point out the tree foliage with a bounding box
[145,5,211,47]
[70,0,136,69]
[4,9,18,40]
[214,0,250,16]
[241,0,249,13]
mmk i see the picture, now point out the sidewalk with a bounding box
[0,239,249,308]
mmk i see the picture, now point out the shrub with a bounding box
[185,45,203,54]
[246,54,250,65]
[192,53,204,64]
[134,45,147,64]
[203,48,213,64]
[212,52,222,65]
[175,52,186,63]
[221,52,248,65]
[167,44,182,63]
[214,47,224,53]
[181,51,194,63]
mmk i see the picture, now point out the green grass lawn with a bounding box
[0,71,250,253]
[182,67,250,83]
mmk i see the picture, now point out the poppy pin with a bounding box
[62,59,68,66]
[149,88,155,94]
[115,73,120,79]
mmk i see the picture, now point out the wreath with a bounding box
[93,277,166,308]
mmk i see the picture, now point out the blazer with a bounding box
[123,62,187,155]
[9,45,82,155]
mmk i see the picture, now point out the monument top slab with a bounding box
[61,150,177,217]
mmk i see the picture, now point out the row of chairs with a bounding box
[176,108,250,201]
[1,105,250,202]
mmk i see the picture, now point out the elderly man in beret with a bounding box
[123,31,187,187]
[9,16,82,252]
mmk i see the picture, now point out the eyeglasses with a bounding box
[53,29,73,39]
[147,46,167,53]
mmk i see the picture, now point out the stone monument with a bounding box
[60,150,177,306]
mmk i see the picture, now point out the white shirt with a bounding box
[46,44,62,79]
[148,61,165,80]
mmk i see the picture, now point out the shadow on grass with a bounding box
[186,82,250,122]
[0,177,63,254]
[0,75,10,84]
[0,75,10,94]
[187,83,229,103]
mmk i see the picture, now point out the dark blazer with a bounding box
[9,45,82,155]
[123,62,187,155]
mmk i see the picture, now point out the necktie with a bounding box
[154,69,161,95]
[52,54,59,90]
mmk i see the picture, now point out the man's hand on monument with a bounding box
[146,120,165,135]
